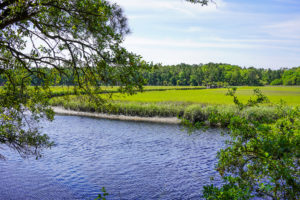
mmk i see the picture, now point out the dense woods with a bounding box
[144,63,300,87]
[2,63,298,87]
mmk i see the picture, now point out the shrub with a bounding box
[203,89,300,199]
[183,104,207,124]
[270,78,282,85]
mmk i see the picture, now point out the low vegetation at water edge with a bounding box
[50,87,298,128]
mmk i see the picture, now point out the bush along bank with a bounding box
[182,104,290,128]
[182,88,293,128]
[50,95,186,118]
[201,90,300,199]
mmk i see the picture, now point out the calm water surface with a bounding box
[0,115,227,200]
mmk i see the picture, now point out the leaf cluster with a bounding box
[203,90,300,199]
[0,0,148,159]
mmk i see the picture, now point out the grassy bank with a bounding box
[51,87,300,127]
[50,96,186,117]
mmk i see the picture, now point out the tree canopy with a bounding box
[0,0,212,158]
[0,0,148,159]
[0,0,148,90]
[203,89,300,199]
[141,63,298,87]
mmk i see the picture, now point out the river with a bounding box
[0,115,227,200]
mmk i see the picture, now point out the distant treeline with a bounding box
[143,63,300,87]
[1,63,299,86]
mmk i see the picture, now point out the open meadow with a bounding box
[1,85,298,105]
[111,86,300,105]
[44,85,205,96]
[49,86,300,127]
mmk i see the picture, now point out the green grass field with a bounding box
[47,85,205,96]
[111,86,300,105]
[2,85,298,105]
[49,86,299,126]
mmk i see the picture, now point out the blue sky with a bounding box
[113,0,300,69]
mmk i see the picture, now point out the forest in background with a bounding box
[1,63,299,87]
[144,63,300,87]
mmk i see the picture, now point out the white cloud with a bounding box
[112,0,300,68]
[124,36,300,50]
[121,36,300,68]
[185,26,209,33]
[264,18,300,39]
[124,36,256,49]
[123,43,299,69]
[113,0,225,17]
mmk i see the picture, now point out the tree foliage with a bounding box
[1,63,298,87]
[186,0,211,5]
[0,0,147,91]
[142,63,297,87]
[0,0,214,158]
[203,90,300,199]
[0,0,149,159]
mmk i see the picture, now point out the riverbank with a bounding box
[51,101,290,128]
[52,106,181,124]
[50,86,299,127]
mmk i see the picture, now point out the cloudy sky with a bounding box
[112,0,300,69]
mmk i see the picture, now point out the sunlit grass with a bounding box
[47,85,205,96]
[1,85,299,105]
[49,86,299,124]
[111,86,300,105]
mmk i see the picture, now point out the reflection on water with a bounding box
[0,115,227,200]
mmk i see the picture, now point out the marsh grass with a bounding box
[112,86,300,105]
[50,92,294,128]
[48,86,299,128]
[50,96,187,117]
[47,85,206,97]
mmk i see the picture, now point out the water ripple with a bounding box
[0,115,227,200]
